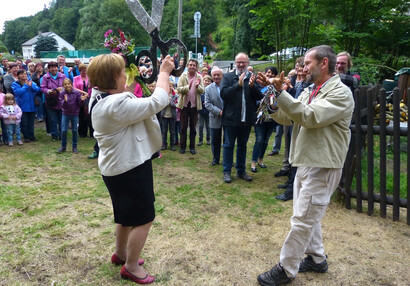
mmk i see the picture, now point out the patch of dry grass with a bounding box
[0,125,409,286]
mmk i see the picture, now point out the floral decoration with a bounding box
[103,29,151,97]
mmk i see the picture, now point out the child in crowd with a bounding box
[160,80,179,150]
[197,75,212,146]
[58,78,88,154]
[0,93,23,146]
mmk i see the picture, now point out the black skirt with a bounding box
[102,160,155,227]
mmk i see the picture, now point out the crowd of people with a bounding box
[1,47,358,285]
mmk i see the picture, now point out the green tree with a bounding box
[34,35,58,58]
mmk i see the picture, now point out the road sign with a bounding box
[194,11,201,21]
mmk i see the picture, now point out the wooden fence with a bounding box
[342,85,410,225]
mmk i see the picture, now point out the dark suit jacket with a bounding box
[220,70,262,127]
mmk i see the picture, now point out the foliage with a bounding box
[0,0,407,76]
[34,35,59,58]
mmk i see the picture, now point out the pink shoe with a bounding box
[111,253,144,266]
[120,265,155,284]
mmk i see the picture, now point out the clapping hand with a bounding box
[257,71,285,92]
[249,74,256,88]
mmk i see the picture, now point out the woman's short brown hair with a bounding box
[87,53,125,90]
[78,63,87,72]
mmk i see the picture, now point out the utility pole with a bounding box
[177,0,183,59]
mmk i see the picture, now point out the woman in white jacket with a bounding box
[87,53,174,284]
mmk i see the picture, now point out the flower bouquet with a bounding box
[103,29,152,97]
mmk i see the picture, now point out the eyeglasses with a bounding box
[236,61,247,65]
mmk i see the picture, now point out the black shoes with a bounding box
[211,159,219,166]
[58,147,66,153]
[180,149,185,154]
[258,162,267,168]
[298,255,328,273]
[197,141,203,146]
[275,189,293,201]
[223,173,232,183]
[237,172,253,181]
[170,145,176,151]
[277,183,288,189]
[257,264,291,286]
[275,169,290,177]
[251,166,257,173]
[267,150,279,156]
[190,149,196,155]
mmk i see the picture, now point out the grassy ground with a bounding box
[0,123,409,286]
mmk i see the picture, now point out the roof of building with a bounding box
[22,32,62,46]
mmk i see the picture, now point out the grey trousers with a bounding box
[280,167,342,277]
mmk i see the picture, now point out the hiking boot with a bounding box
[58,147,66,153]
[223,173,232,183]
[257,264,291,286]
[275,169,289,177]
[298,255,328,273]
[237,172,253,181]
[275,188,293,201]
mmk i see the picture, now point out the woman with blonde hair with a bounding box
[87,53,174,284]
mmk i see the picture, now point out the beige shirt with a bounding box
[272,75,354,169]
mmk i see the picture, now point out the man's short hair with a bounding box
[87,53,125,90]
[306,45,336,75]
[211,66,223,75]
[235,52,249,62]
[336,51,353,69]
[296,56,304,66]
[189,58,199,67]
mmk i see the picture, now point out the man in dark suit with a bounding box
[220,52,262,183]
[205,66,224,166]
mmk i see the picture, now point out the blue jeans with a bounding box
[61,115,79,148]
[21,112,36,140]
[161,117,176,147]
[36,100,44,120]
[211,127,222,163]
[47,108,62,138]
[198,113,210,142]
[252,121,276,162]
[222,125,252,174]
[7,123,22,142]
[273,124,283,152]
[175,121,180,145]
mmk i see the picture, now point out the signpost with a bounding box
[193,11,201,54]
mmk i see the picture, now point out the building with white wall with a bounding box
[21,32,75,59]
